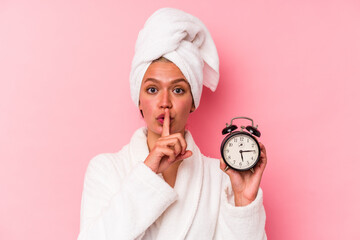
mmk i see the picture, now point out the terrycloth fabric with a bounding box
[77,127,267,240]
[129,8,220,109]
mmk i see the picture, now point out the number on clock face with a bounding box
[223,134,259,170]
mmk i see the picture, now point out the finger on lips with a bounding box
[161,108,170,137]
[160,108,189,158]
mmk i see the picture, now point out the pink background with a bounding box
[1,0,359,239]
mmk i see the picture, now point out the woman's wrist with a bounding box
[234,192,257,207]
[144,158,158,173]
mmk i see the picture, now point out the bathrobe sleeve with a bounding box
[214,173,267,240]
[77,154,178,240]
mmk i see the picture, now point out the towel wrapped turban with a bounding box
[129,7,220,109]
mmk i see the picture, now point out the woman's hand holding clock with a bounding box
[220,141,267,207]
[144,108,193,174]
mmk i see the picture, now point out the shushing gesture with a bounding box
[144,108,193,174]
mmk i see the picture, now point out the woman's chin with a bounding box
[147,125,168,136]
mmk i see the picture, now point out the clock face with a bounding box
[222,132,260,171]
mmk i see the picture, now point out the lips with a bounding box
[156,113,174,124]
[156,114,165,120]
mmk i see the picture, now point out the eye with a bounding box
[173,87,185,94]
[146,87,158,94]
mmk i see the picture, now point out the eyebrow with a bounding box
[144,78,188,85]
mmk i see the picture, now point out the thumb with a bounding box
[175,150,192,161]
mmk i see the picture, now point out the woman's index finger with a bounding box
[161,108,170,137]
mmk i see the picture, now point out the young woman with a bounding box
[78,8,267,240]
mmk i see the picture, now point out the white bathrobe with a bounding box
[77,127,267,240]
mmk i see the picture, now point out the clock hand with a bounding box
[242,150,255,153]
[239,150,244,161]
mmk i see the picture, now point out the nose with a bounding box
[159,90,172,109]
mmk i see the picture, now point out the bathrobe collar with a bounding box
[129,127,204,239]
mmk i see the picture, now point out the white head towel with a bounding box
[129,7,219,109]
